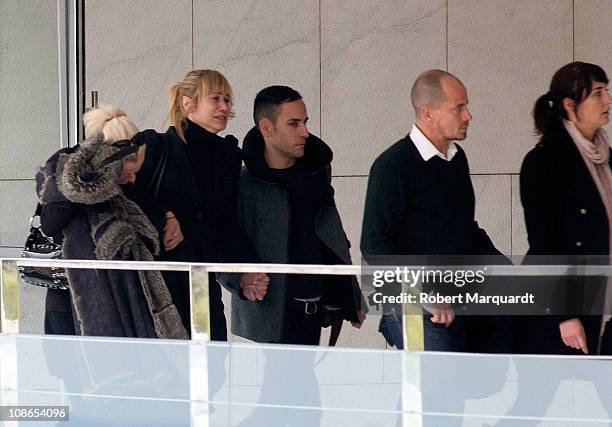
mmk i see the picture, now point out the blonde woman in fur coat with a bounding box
[36,105,187,339]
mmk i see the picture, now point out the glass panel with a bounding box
[402,351,612,425]
[229,342,402,414]
[1,335,612,424]
[16,390,193,427]
[229,403,403,427]
[10,335,191,400]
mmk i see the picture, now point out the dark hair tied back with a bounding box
[545,91,554,109]
[533,61,609,135]
[533,89,564,136]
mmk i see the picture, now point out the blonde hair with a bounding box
[168,69,234,143]
[83,105,139,143]
[83,105,141,160]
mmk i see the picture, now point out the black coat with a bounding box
[521,124,610,259]
[135,124,256,264]
[134,122,258,340]
[518,121,611,354]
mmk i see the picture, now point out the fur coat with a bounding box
[36,133,188,339]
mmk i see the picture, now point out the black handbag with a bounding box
[19,204,69,290]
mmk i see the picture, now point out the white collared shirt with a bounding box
[409,124,458,161]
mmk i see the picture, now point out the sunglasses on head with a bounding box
[79,134,145,182]
[112,138,136,149]
[112,133,145,150]
[97,135,145,168]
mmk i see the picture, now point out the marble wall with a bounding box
[0,0,60,248]
[81,0,608,264]
[85,0,192,129]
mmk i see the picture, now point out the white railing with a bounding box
[8,257,612,275]
[2,258,612,426]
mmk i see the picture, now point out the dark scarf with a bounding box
[242,126,333,183]
[242,126,336,209]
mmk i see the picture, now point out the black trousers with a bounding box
[208,275,227,341]
[424,315,514,353]
[279,301,322,345]
[164,270,227,341]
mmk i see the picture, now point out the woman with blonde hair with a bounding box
[136,70,264,340]
[36,105,187,339]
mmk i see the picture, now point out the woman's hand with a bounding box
[559,318,588,354]
[163,211,184,251]
[240,273,270,301]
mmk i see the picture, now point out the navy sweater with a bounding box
[361,136,501,258]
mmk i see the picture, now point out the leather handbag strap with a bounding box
[33,203,42,218]
[320,304,344,346]
[328,315,343,347]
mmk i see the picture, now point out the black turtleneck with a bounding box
[271,160,330,299]
[183,119,218,207]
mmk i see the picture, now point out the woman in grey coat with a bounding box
[37,105,187,339]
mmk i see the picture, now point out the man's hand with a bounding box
[351,310,366,329]
[240,273,270,301]
[560,318,588,354]
[430,308,455,327]
[422,300,455,328]
[163,211,184,251]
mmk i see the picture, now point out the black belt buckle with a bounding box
[304,301,318,315]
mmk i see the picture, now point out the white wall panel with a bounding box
[575,0,612,135]
[0,0,60,179]
[473,174,512,257]
[0,181,38,247]
[85,0,192,131]
[448,0,573,175]
[193,0,320,140]
[333,176,367,264]
[321,0,446,176]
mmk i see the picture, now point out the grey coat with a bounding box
[36,133,188,339]
[220,127,364,343]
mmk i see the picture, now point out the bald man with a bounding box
[361,69,511,352]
